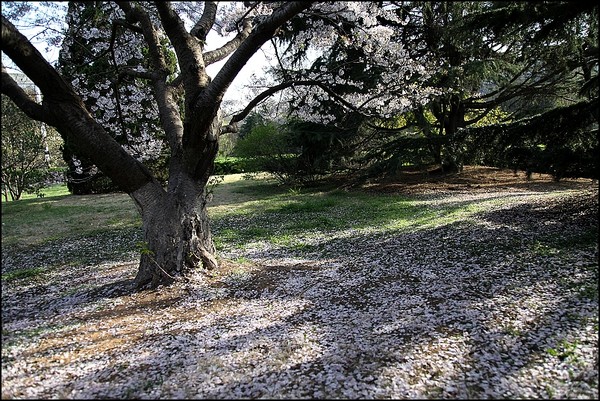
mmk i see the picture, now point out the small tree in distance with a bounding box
[1,93,49,201]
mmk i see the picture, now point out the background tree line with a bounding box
[3,2,596,195]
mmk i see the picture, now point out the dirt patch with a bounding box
[360,165,597,195]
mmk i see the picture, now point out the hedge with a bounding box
[212,157,262,175]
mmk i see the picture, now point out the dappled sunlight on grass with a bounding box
[1,173,598,398]
[1,191,140,248]
[210,179,598,265]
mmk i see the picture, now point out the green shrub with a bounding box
[233,119,361,185]
[213,157,262,175]
[233,121,299,183]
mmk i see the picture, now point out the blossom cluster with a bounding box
[245,2,440,125]
[59,2,165,165]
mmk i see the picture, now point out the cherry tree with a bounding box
[1,1,434,289]
[57,2,171,192]
[227,2,438,128]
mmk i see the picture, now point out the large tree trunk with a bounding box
[130,110,220,289]
[132,177,217,289]
[3,3,315,290]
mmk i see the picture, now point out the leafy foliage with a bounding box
[1,94,50,201]
[212,157,259,175]
[457,100,599,179]
[234,116,363,184]
[234,120,297,183]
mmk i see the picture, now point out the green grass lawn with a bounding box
[2,174,587,251]
[2,173,596,271]
[1,174,458,280]
[1,184,71,203]
[207,175,506,252]
[1,184,140,247]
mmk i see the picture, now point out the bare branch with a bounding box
[270,37,293,82]
[191,1,217,42]
[467,63,570,109]
[114,18,143,34]
[203,18,253,65]
[117,67,158,81]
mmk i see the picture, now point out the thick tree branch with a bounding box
[1,14,160,197]
[184,2,313,175]
[222,79,361,133]
[116,1,169,76]
[191,1,217,42]
[203,18,253,65]
[1,67,48,123]
[155,1,208,93]
[117,1,185,158]
[168,73,184,88]
[200,2,314,112]
[1,16,77,102]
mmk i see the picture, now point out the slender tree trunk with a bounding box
[414,106,443,165]
[436,97,465,173]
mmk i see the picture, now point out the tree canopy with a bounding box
[249,1,598,176]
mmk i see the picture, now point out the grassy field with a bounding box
[1,171,598,399]
[1,186,139,248]
[1,184,71,203]
[1,174,479,270]
[1,172,598,299]
[1,173,561,277]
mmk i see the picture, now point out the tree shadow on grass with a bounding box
[2,189,597,398]
[65,221,597,398]
[193,196,596,397]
